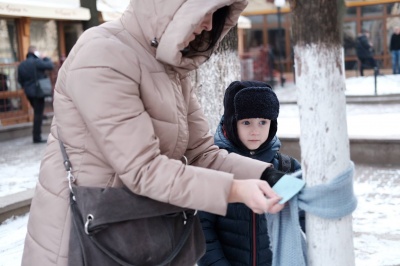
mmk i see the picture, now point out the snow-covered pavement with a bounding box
[1,164,399,266]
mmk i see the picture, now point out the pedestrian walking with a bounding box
[390,26,400,74]
[356,29,378,76]
[17,46,54,143]
[197,81,304,266]
[21,1,285,266]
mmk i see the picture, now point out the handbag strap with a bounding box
[58,134,73,172]
[57,128,196,266]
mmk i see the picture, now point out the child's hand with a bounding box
[260,167,286,187]
[228,179,284,214]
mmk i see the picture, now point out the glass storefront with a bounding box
[0,19,18,64]
[0,19,19,96]
[361,20,384,56]
[30,20,59,63]
[242,1,397,76]
[63,22,83,57]
[361,4,383,17]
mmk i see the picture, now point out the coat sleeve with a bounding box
[197,211,231,266]
[292,157,301,172]
[36,58,54,71]
[64,38,240,215]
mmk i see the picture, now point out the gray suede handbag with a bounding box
[58,136,205,266]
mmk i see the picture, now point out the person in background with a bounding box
[198,81,304,266]
[21,1,285,265]
[18,45,54,143]
[390,26,400,74]
[356,29,378,76]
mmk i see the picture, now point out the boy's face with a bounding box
[237,118,271,150]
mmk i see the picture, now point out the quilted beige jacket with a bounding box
[21,0,271,265]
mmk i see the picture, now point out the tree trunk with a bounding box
[289,0,355,265]
[192,27,241,134]
[80,0,100,30]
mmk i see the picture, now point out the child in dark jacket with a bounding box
[198,80,304,266]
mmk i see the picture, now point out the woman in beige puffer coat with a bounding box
[21,0,284,265]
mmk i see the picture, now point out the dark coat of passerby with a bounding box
[21,1,286,265]
[18,46,54,143]
[198,81,303,266]
[390,26,400,74]
[356,30,378,76]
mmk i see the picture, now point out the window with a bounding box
[346,7,357,18]
[361,5,383,17]
[268,28,286,59]
[0,19,19,93]
[267,13,286,25]
[343,21,357,57]
[63,23,84,56]
[248,15,264,26]
[386,3,400,16]
[362,20,384,56]
[246,29,264,50]
[0,19,18,64]
[30,20,59,62]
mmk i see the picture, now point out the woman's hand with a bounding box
[228,179,284,214]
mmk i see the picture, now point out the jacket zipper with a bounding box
[252,212,256,266]
[249,155,257,265]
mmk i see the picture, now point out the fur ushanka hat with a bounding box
[222,80,280,150]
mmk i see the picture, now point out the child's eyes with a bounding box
[241,120,268,126]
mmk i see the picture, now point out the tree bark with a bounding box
[289,0,355,265]
[192,27,241,134]
[80,0,100,30]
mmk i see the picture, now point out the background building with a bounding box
[241,0,400,81]
[0,0,90,125]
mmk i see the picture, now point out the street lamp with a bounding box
[274,0,285,87]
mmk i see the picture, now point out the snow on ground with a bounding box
[345,74,400,96]
[0,137,44,197]
[0,74,399,265]
[352,165,400,266]
[0,214,28,265]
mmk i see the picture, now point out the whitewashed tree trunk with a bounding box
[191,28,241,134]
[290,0,356,265]
[295,46,355,266]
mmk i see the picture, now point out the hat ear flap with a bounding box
[223,115,248,151]
[266,120,278,143]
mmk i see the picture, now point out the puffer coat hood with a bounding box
[21,0,277,265]
[120,0,247,74]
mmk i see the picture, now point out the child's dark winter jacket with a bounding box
[197,118,301,266]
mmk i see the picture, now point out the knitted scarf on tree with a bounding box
[265,162,358,266]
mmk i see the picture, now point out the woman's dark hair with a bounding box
[183,5,230,56]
